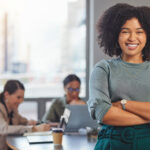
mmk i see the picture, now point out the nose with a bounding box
[128,32,136,41]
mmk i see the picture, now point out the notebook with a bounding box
[61,105,98,133]
[27,135,53,144]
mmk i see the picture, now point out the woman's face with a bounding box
[5,89,24,111]
[118,18,147,62]
[64,80,80,103]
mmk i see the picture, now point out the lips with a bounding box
[126,43,139,50]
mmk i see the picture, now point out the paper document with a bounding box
[23,131,52,136]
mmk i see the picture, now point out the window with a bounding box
[0,0,86,98]
[18,102,38,120]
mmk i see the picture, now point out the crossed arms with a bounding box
[102,100,150,126]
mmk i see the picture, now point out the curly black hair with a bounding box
[97,3,150,60]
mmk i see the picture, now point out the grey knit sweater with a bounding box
[88,57,150,123]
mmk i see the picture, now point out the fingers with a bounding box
[43,124,51,131]
[28,120,37,125]
[39,123,51,131]
[32,123,51,132]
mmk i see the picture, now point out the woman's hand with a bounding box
[28,120,37,125]
[32,123,51,132]
[113,100,150,121]
[112,101,122,109]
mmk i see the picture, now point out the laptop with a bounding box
[61,105,98,133]
[27,135,53,144]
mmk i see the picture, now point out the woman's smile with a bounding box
[118,18,147,63]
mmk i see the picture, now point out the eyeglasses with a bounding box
[67,88,80,92]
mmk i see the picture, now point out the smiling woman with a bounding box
[118,18,147,63]
[5,88,24,114]
[0,80,51,150]
[88,3,150,150]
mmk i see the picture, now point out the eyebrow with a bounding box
[121,27,144,30]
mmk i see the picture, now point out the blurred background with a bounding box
[0,0,86,98]
[1,0,147,121]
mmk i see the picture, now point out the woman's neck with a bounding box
[5,102,12,113]
[121,55,144,64]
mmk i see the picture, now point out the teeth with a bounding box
[127,44,138,47]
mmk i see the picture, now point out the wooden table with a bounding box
[7,134,96,150]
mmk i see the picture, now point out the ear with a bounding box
[4,91,9,100]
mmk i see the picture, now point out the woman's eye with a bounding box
[121,31,129,34]
[137,31,143,34]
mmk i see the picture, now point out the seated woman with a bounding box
[42,74,85,122]
[0,80,51,150]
